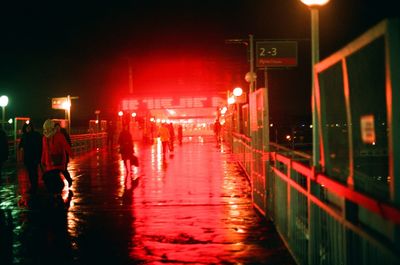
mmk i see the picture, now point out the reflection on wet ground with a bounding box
[0,137,296,264]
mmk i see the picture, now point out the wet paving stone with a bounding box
[0,137,296,264]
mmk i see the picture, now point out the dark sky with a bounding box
[0,0,398,125]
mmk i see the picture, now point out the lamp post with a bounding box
[233,87,244,133]
[0,95,9,125]
[299,0,330,167]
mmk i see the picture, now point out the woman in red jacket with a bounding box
[41,119,72,202]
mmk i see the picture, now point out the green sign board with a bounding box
[256,41,297,68]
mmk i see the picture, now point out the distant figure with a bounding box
[41,119,72,205]
[118,123,135,176]
[214,119,222,144]
[168,123,175,152]
[158,123,170,156]
[107,120,116,147]
[177,125,183,145]
[0,126,8,179]
[19,122,42,193]
[54,123,73,188]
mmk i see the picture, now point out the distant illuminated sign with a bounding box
[256,41,297,68]
[52,97,69,110]
[360,115,376,144]
[121,96,224,111]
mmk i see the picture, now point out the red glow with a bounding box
[106,52,247,116]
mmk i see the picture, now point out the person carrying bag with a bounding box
[41,119,72,205]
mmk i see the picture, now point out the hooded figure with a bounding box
[41,119,71,196]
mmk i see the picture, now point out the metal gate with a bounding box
[249,88,270,214]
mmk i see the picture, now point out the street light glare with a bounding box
[61,101,71,109]
[227,96,235,105]
[233,87,243,97]
[0,95,9,107]
[300,0,330,6]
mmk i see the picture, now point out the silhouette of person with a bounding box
[19,122,42,193]
[0,125,8,179]
[168,122,175,152]
[41,119,72,206]
[158,123,170,156]
[54,123,73,188]
[177,125,183,145]
[213,119,222,144]
[118,123,135,176]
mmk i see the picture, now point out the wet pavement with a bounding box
[0,136,296,265]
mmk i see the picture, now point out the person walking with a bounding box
[168,122,175,152]
[177,125,183,145]
[158,123,170,156]
[118,123,136,176]
[19,122,42,193]
[213,119,222,144]
[54,123,73,188]
[41,119,71,205]
[0,126,8,179]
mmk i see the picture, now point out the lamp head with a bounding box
[300,0,330,7]
[233,87,243,97]
[0,95,9,107]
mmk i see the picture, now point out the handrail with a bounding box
[272,153,400,225]
[230,132,400,263]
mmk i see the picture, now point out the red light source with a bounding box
[118,111,123,117]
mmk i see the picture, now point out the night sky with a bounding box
[0,0,398,127]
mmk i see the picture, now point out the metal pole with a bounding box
[128,58,133,94]
[249,34,255,93]
[310,8,320,265]
[264,68,270,153]
[311,8,320,167]
[67,95,71,134]
[2,106,4,125]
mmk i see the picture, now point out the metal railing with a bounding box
[230,133,400,265]
[8,132,107,164]
[70,132,107,155]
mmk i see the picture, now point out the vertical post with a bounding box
[1,106,4,125]
[310,8,320,265]
[128,58,134,94]
[311,8,320,167]
[249,34,255,93]
[13,117,17,159]
[264,68,270,153]
[67,95,71,134]
[264,68,271,215]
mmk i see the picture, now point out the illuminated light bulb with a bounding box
[233,87,243,97]
[300,0,330,6]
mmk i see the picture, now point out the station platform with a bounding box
[0,137,296,265]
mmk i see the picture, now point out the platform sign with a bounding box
[256,41,297,68]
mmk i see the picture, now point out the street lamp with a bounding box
[299,0,330,167]
[233,87,243,97]
[0,95,9,125]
